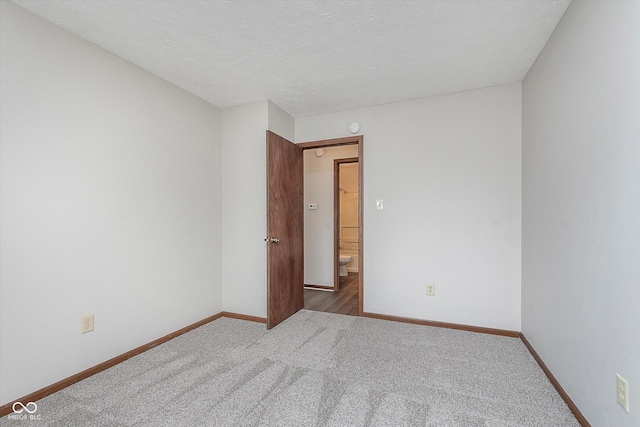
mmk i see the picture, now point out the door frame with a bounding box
[298,135,364,316]
[334,157,359,292]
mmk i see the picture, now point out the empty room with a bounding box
[1,1,638,426]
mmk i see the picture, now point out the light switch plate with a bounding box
[376,200,383,211]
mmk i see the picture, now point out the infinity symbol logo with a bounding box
[12,401,37,414]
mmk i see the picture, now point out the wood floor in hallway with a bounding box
[304,272,359,316]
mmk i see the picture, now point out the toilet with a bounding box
[338,255,352,277]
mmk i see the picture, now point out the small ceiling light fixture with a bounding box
[315,148,324,157]
[349,121,360,134]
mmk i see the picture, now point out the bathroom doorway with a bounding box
[334,158,359,294]
[298,136,363,316]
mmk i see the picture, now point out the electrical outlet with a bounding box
[81,315,94,334]
[426,283,435,296]
[617,374,629,412]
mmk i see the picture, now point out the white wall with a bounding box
[0,1,222,406]
[522,1,640,425]
[304,146,359,286]
[221,101,268,317]
[297,83,522,331]
[221,100,294,317]
[268,101,295,142]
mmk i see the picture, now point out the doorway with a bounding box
[302,153,359,315]
[335,157,359,289]
[266,133,363,328]
[298,137,363,317]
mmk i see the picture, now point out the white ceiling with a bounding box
[11,0,571,117]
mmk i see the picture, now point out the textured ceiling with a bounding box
[11,0,570,117]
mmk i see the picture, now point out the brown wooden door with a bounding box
[266,131,304,329]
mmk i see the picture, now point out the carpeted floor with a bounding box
[1,310,579,426]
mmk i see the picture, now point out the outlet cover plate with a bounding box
[81,314,94,334]
[617,374,630,412]
[427,284,435,296]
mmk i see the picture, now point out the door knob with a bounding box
[270,237,280,243]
